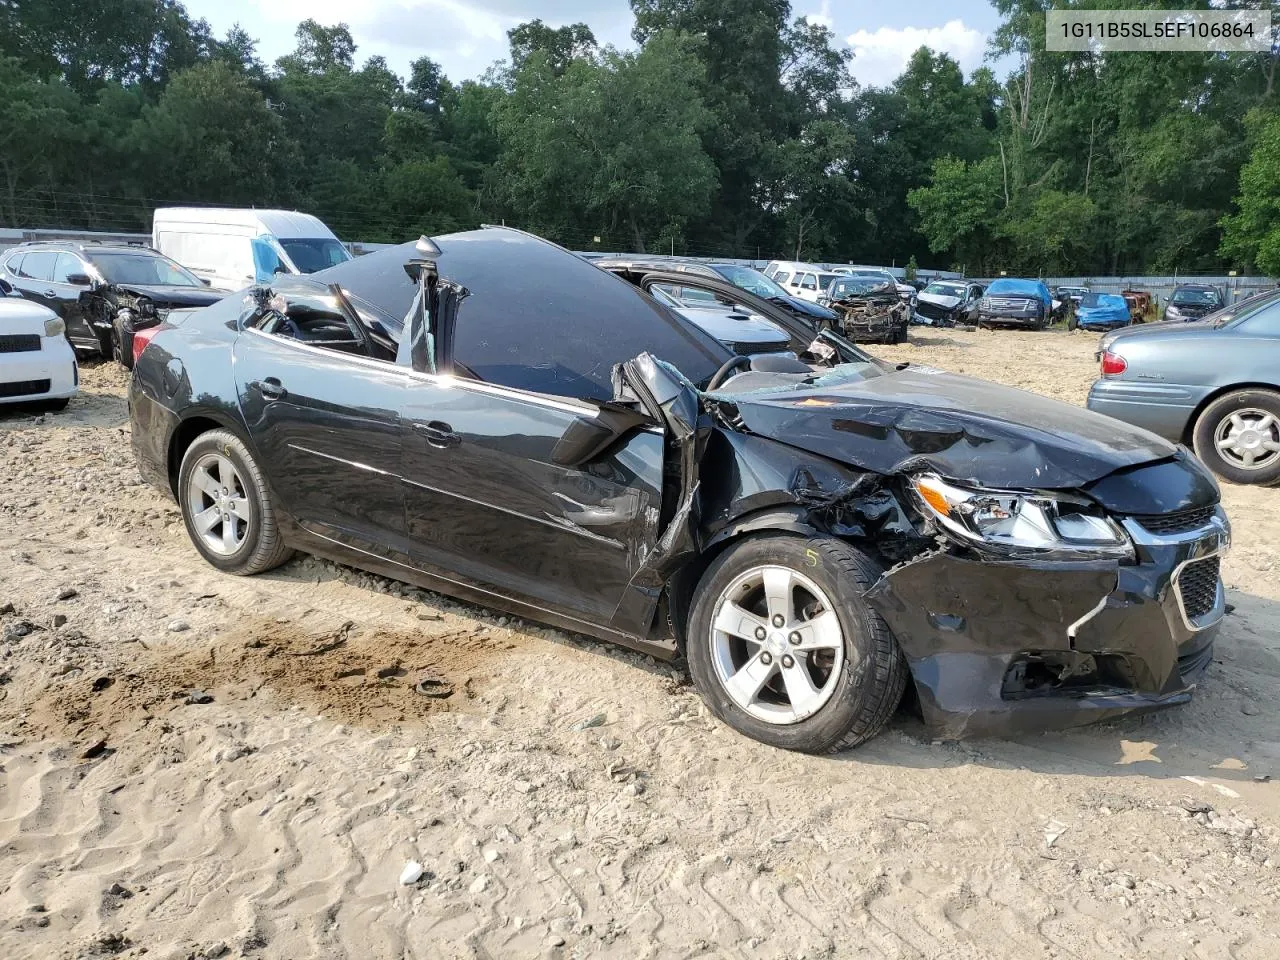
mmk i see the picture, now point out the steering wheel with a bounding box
[706,354,752,391]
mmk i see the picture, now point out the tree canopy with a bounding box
[2,0,1278,274]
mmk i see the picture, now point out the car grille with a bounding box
[0,378,51,398]
[733,341,790,355]
[915,301,952,321]
[986,297,1034,311]
[1177,556,1220,621]
[0,334,41,353]
[1134,505,1217,536]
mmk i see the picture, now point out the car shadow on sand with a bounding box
[262,546,1280,783]
[846,589,1280,790]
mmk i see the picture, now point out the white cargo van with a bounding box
[152,208,352,291]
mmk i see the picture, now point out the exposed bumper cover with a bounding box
[866,509,1228,738]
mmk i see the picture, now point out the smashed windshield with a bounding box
[831,277,895,298]
[709,359,885,397]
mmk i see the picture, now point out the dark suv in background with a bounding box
[1162,283,1225,322]
[0,241,226,366]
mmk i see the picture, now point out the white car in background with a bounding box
[0,298,78,409]
[767,262,842,303]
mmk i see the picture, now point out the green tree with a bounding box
[136,60,289,205]
[496,31,716,251]
[1221,110,1280,275]
[908,156,1003,274]
[507,20,597,76]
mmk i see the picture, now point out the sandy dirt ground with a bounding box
[2,328,1279,960]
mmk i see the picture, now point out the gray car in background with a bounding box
[1087,290,1280,485]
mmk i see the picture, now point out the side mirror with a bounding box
[65,272,92,287]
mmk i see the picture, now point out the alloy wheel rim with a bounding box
[709,564,845,725]
[186,453,252,556]
[1214,407,1280,471]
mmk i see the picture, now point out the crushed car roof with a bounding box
[314,228,732,403]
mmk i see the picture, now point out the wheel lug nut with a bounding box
[772,614,785,627]
[781,655,795,669]
[222,488,228,495]
[754,626,767,641]
[760,652,773,665]
[788,631,801,645]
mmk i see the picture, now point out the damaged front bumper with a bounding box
[866,508,1228,739]
[829,299,909,342]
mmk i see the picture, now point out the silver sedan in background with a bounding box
[1087,290,1280,485]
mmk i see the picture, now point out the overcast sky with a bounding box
[183,0,1006,89]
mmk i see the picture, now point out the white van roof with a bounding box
[152,207,342,241]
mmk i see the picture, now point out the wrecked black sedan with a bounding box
[128,228,1229,751]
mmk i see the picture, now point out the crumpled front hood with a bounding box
[718,366,1176,489]
[110,284,225,308]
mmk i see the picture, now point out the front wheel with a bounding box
[112,315,135,370]
[686,535,908,753]
[1191,389,1280,485]
[178,429,295,574]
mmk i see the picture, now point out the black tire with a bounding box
[1067,311,1079,331]
[685,535,908,753]
[112,315,135,370]
[1191,389,1280,486]
[177,428,295,574]
[94,324,113,359]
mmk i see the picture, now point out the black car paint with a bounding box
[129,228,1226,739]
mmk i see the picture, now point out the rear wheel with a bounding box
[178,429,294,573]
[686,535,907,753]
[1192,389,1280,485]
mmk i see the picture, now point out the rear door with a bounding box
[9,251,61,316]
[233,290,411,560]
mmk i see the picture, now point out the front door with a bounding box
[233,321,410,560]
[399,379,665,624]
[50,253,98,350]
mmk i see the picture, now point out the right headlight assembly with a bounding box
[911,473,1134,561]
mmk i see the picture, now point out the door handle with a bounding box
[44,289,57,298]
[255,377,286,400]
[414,420,461,449]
